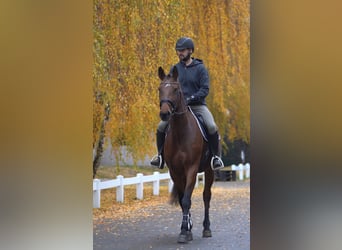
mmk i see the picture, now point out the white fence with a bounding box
[93,171,203,208]
[93,163,250,208]
[232,163,250,180]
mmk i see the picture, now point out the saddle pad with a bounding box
[188,106,208,142]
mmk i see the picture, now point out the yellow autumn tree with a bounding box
[93,0,250,174]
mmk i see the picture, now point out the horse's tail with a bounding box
[169,185,179,206]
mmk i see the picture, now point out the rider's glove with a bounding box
[186,95,199,105]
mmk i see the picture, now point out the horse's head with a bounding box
[158,66,185,121]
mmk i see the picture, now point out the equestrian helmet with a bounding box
[175,37,194,52]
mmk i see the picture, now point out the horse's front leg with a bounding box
[178,174,197,243]
[202,168,214,237]
[178,191,193,243]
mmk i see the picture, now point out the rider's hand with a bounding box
[186,95,199,105]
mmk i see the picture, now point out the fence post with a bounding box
[136,173,144,200]
[196,173,204,187]
[168,177,173,193]
[153,171,160,195]
[238,163,244,180]
[93,179,101,208]
[116,175,124,202]
[245,163,250,178]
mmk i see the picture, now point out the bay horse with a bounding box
[157,66,214,243]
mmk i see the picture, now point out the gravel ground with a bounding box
[93,180,250,250]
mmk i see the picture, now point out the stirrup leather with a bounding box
[210,155,224,170]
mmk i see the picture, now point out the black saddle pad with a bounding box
[188,107,208,142]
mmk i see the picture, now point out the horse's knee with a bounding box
[203,190,212,199]
[181,197,191,210]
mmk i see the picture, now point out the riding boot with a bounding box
[207,131,225,170]
[150,130,166,169]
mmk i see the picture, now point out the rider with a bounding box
[150,37,225,170]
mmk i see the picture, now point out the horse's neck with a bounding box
[169,95,194,134]
[169,110,194,134]
[176,94,188,114]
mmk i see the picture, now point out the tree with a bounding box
[93,0,250,176]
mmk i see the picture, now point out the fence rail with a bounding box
[93,163,250,208]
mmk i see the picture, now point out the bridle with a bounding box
[160,99,176,112]
[159,82,187,116]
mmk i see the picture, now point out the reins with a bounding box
[172,107,188,116]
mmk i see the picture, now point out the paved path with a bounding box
[94,180,250,250]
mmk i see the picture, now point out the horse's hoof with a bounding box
[187,231,193,241]
[202,229,212,238]
[178,231,192,243]
[177,234,187,243]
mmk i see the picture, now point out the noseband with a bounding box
[160,99,176,112]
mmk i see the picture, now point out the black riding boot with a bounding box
[207,131,225,170]
[150,130,166,169]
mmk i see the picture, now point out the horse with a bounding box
[157,66,215,243]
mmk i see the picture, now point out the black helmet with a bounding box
[175,37,194,52]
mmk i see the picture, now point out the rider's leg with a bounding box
[190,105,224,170]
[207,131,224,170]
[150,121,168,169]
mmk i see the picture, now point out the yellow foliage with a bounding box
[93,0,250,163]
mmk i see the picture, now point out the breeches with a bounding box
[157,105,218,135]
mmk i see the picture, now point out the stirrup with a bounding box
[150,155,163,169]
[210,156,224,170]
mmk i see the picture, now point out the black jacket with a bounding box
[170,58,209,105]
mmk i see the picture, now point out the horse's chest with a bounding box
[165,148,186,163]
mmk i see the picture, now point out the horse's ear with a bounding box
[158,67,166,80]
[171,66,178,81]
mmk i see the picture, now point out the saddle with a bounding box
[188,106,211,173]
[188,106,208,142]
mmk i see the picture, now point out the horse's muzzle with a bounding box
[160,111,171,121]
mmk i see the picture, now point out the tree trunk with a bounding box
[93,103,110,178]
